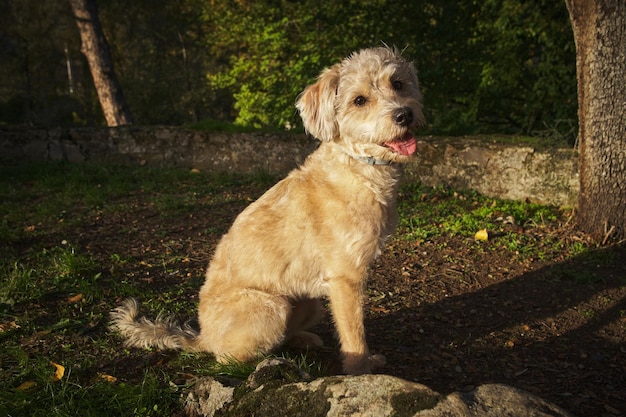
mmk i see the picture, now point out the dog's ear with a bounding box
[296,64,340,142]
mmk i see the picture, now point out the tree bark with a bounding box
[565,0,626,242]
[69,0,132,126]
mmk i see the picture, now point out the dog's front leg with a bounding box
[328,276,386,374]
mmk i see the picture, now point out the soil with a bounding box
[14,176,626,417]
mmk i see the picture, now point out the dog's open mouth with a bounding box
[383,132,417,156]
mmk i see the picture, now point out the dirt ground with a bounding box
[365,236,625,417]
[19,176,625,417]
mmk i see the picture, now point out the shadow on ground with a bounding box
[356,243,626,416]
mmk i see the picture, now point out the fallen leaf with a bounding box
[190,168,201,173]
[0,321,20,332]
[67,293,83,303]
[50,361,65,382]
[16,381,37,391]
[475,229,489,241]
[98,373,117,383]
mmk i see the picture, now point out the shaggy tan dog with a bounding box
[111,46,425,375]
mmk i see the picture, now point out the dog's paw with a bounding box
[342,352,387,375]
[286,331,324,349]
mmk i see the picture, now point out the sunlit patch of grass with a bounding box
[0,357,181,417]
[398,183,561,236]
[397,182,581,261]
[279,351,325,378]
[170,350,324,382]
[205,356,259,380]
[1,244,101,308]
[0,262,39,307]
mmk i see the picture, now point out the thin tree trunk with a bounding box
[69,0,132,126]
[565,0,626,242]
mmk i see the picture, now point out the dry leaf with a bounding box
[67,293,83,303]
[0,321,20,333]
[475,229,489,241]
[98,373,117,383]
[50,361,65,382]
[16,380,38,391]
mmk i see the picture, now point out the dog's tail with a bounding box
[110,298,200,351]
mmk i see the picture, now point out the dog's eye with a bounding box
[392,80,403,91]
[354,96,367,107]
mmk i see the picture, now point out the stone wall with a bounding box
[410,137,578,206]
[0,126,578,206]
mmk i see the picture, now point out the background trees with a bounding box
[0,0,577,142]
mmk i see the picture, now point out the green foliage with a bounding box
[199,0,576,142]
[202,0,400,129]
[471,0,577,140]
[1,0,577,142]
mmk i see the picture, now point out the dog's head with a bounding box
[296,47,425,164]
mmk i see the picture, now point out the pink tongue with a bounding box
[385,134,417,156]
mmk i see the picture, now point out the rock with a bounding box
[185,378,235,417]
[183,358,575,417]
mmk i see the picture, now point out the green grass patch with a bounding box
[1,359,181,417]
[397,183,567,260]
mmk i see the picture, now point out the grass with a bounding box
[0,161,594,416]
[396,183,566,262]
[3,361,181,417]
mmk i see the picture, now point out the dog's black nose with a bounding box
[392,107,414,126]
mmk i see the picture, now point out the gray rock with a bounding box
[185,378,235,417]
[183,358,575,417]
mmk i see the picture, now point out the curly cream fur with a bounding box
[111,46,425,375]
[111,298,199,351]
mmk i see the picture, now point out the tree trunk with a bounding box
[565,0,626,242]
[69,0,132,126]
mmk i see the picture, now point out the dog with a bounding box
[111,46,424,375]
